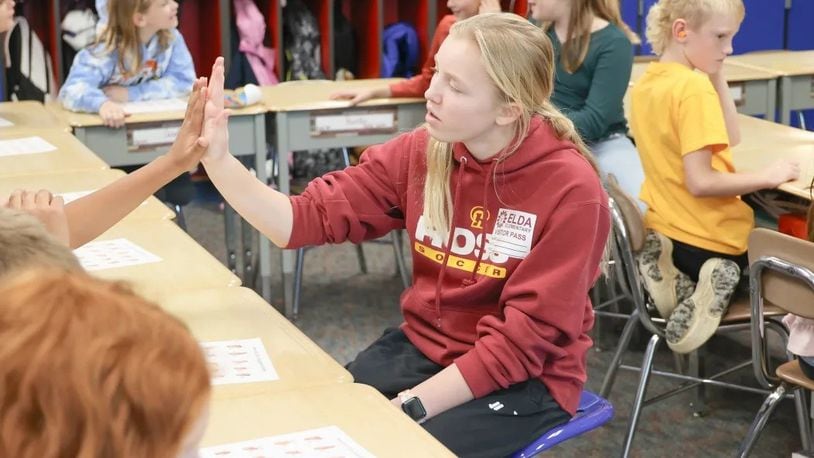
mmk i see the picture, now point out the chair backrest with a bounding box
[606,174,663,336]
[748,227,814,387]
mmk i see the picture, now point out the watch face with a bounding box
[401,396,427,421]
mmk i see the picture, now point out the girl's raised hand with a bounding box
[165,77,210,173]
[202,57,232,163]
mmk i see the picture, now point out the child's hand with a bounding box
[763,159,801,188]
[202,57,232,163]
[479,0,501,13]
[6,189,70,246]
[330,88,379,106]
[99,101,128,128]
[166,77,210,173]
[102,85,129,103]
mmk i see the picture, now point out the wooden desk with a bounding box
[733,114,814,199]
[0,101,67,130]
[0,169,174,221]
[0,128,108,177]
[629,61,780,120]
[262,80,425,317]
[729,51,814,125]
[156,287,351,398]
[202,383,454,457]
[80,219,240,300]
[47,102,268,293]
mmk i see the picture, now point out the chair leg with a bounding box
[794,386,813,450]
[391,230,410,288]
[223,205,238,275]
[292,248,306,320]
[689,349,708,417]
[736,385,788,458]
[622,333,662,458]
[599,312,639,398]
[174,204,187,232]
[355,245,368,274]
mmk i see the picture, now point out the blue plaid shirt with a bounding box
[59,29,195,112]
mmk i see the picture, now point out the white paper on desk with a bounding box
[0,117,14,127]
[201,337,279,385]
[0,136,56,157]
[199,426,375,458]
[122,98,187,114]
[73,238,162,271]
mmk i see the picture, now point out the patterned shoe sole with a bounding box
[666,258,740,354]
[637,231,684,318]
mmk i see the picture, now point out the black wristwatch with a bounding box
[399,390,427,423]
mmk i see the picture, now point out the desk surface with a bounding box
[262,79,425,112]
[0,169,174,221]
[729,50,814,77]
[202,383,454,457]
[157,287,351,398]
[0,101,68,130]
[734,114,814,199]
[630,60,780,85]
[82,219,240,300]
[0,128,108,177]
[46,100,267,128]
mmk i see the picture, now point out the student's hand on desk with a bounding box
[99,101,128,128]
[479,0,501,13]
[6,189,70,246]
[102,85,129,103]
[763,159,801,188]
[166,77,210,173]
[329,87,387,106]
[202,57,232,163]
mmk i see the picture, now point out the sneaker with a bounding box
[637,231,696,318]
[665,258,741,354]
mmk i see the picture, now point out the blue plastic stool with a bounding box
[511,391,614,457]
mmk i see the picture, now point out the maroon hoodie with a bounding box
[287,116,610,415]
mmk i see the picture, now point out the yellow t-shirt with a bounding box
[630,62,753,255]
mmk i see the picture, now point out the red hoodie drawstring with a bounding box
[464,160,494,287]
[433,156,468,328]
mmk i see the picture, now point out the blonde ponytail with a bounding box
[422,139,455,239]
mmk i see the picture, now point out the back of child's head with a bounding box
[0,269,211,458]
[98,0,173,76]
[0,207,80,277]
[646,0,744,55]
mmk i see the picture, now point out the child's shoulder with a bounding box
[639,62,715,97]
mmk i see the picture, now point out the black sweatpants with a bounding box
[346,328,571,458]
[670,238,750,292]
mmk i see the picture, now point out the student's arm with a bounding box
[10,78,209,248]
[683,148,799,197]
[127,30,196,101]
[58,47,113,113]
[202,59,406,247]
[564,33,633,143]
[709,71,741,147]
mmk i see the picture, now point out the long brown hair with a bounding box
[423,13,599,237]
[0,269,210,458]
[96,0,174,77]
[546,0,640,73]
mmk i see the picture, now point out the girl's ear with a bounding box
[495,102,522,126]
[133,12,147,28]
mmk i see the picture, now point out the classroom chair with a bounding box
[602,176,789,457]
[510,391,614,457]
[736,228,814,457]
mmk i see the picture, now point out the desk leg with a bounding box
[275,112,296,318]
[252,113,273,303]
[780,76,792,125]
[765,79,777,123]
[224,205,238,274]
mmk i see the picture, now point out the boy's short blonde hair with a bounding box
[0,207,80,276]
[645,0,745,55]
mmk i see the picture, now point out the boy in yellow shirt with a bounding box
[631,0,800,353]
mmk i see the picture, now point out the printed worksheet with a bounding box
[201,338,279,385]
[0,116,14,127]
[199,426,375,458]
[73,238,162,271]
[122,98,187,114]
[0,136,56,157]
